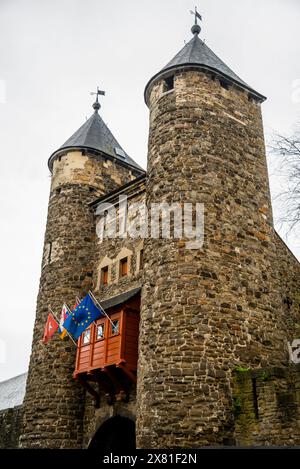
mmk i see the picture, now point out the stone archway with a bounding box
[88,415,135,451]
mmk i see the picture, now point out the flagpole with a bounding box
[50,308,77,347]
[88,290,115,329]
[65,304,73,316]
[72,299,98,329]
[62,304,80,338]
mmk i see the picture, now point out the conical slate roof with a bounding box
[145,28,266,104]
[49,108,143,172]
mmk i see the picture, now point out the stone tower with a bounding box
[136,22,287,447]
[20,96,143,448]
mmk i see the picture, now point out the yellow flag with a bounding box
[60,329,67,339]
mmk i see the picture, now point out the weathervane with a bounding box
[90,86,105,112]
[190,6,202,35]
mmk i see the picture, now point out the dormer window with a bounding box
[115,147,126,159]
[163,75,174,92]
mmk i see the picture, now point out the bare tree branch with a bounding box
[268,126,300,234]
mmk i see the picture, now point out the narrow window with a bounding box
[96,323,105,340]
[83,329,91,345]
[163,75,174,92]
[111,319,119,336]
[220,79,229,90]
[139,249,144,270]
[120,257,128,277]
[48,242,53,264]
[103,211,108,233]
[252,377,259,419]
[101,266,109,286]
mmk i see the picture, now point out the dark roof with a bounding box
[0,372,27,411]
[48,111,143,172]
[99,287,141,310]
[145,31,266,104]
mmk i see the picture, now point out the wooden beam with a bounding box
[103,366,121,394]
[117,362,137,383]
[78,377,100,408]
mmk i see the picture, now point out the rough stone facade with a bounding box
[6,28,300,450]
[233,365,300,446]
[71,178,145,447]
[92,177,146,299]
[19,150,142,448]
[136,70,293,447]
[275,234,300,341]
[0,407,23,449]
[82,389,137,449]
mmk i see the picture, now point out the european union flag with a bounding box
[62,293,105,340]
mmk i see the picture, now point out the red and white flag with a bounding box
[59,299,80,339]
[58,304,69,339]
[42,313,59,344]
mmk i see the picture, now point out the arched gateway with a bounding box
[88,416,135,451]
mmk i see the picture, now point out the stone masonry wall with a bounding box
[93,179,146,302]
[81,181,146,446]
[51,150,140,193]
[0,406,23,449]
[275,233,300,341]
[137,70,289,448]
[233,365,300,446]
[83,390,137,448]
[20,150,139,448]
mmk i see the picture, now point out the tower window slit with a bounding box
[252,377,259,419]
[219,79,229,90]
[163,75,174,92]
[139,249,144,270]
[48,242,52,264]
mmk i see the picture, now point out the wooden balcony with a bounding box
[73,290,140,405]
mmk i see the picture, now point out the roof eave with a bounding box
[144,63,266,107]
[48,145,145,174]
[89,173,147,208]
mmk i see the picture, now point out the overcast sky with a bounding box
[0,0,299,382]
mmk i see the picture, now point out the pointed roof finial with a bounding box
[90,86,105,113]
[190,6,202,35]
